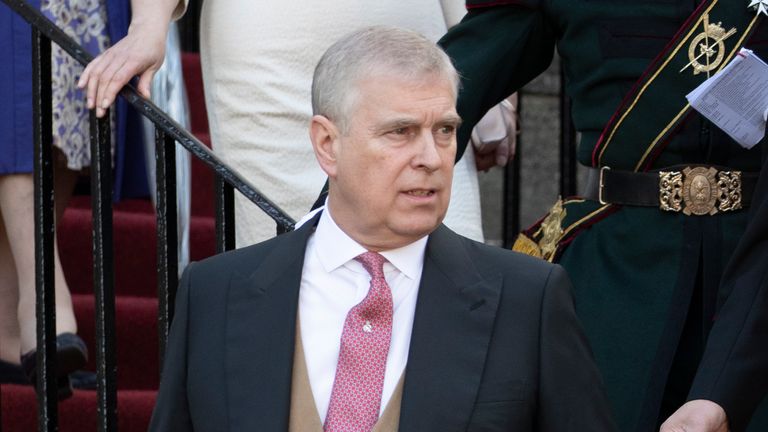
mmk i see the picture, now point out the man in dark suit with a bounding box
[148,26,617,432]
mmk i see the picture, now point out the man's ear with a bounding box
[310,115,340,178]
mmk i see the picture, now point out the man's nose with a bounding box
[412,130,444,172]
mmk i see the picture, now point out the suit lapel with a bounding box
[399,225,502,431]
[224,214,319,431]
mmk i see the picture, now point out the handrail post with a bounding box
[89,110,117,432]
[215,175,236,253]
[156,130,179,366]
[32,27,59,432]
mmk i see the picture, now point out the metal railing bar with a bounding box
[2,0,295,231]
[559,68,578,197]
[89,111,118,431]
[130,101,294,230]
[156,130,179,366]
[32,27,58,432]
[215,175,236,254]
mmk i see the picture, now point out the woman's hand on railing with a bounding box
[77,0,181,118]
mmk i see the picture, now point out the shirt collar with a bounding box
[314,208,427,280]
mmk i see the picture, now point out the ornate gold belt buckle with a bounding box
[659,167,742,215]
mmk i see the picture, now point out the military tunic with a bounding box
[439,1,767,431]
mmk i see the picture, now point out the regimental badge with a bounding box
[681,14,737,76]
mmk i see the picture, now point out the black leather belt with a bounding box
[583,166,758,215]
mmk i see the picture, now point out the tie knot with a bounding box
[355,251,387,279]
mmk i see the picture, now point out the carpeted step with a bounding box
[59,197,215,298]
[1,384,156,432]
[72,294,160,391]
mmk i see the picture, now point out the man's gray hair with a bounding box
[311,26,460,133]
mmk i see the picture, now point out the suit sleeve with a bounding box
[536,265,619,432]
[438,3,556,161]
[148,262,195,431]
[688,157,768,432]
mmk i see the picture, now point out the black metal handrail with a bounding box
[2,1,295,430]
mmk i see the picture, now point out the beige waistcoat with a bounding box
[289,326,403,432]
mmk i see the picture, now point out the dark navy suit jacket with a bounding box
[149,213,617,431]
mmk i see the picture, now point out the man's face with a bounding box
[317,72,459,251]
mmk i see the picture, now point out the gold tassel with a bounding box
[512,234,543,258]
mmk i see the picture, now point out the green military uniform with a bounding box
[440,1,767,431]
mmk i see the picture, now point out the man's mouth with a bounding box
[404,189,435,197]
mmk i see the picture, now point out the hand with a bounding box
[77,8,174,117]
[473,134,514,172]
[660,400,729,432]
[470,95,517,172]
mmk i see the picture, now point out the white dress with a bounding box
[200,0,483,246]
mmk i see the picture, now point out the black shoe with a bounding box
[20,333,89,400]
[0,359,29,385]
[70,369,97,390]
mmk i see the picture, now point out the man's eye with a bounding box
[438,125,456,134]
[391,127,409,135]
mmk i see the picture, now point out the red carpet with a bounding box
[1,385,157,431]
[1,52,213,431]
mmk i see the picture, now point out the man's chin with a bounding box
[391,217,445,240]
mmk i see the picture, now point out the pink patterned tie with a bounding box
[324,251,393,432]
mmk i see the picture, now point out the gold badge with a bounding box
[681,14,737,77]
[535,198,566,261]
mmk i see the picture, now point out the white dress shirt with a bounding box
[299,208,426,422]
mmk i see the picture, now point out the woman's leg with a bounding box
[0,172,77,355]
[0,210,21,364]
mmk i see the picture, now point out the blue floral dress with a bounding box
[0,0,148,200]
[42,0,113,170]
